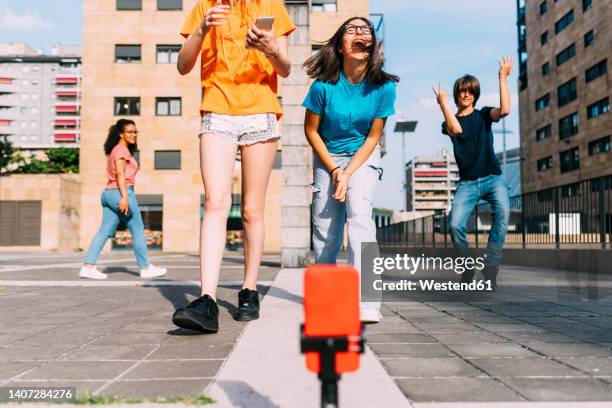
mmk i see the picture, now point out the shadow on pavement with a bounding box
[215,380,281,408]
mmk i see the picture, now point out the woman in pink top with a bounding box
[79,119,166,280]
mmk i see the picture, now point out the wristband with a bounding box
[329,166,340,175]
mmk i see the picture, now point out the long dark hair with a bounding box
[303,17,399,85]
[104,119,136,155]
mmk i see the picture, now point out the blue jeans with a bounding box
[449,174,510,269]
[84,187,150,268]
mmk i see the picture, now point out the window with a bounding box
[115,45,141,63]
[30,121,38,128]
[587,98,609,119]
[556,43,575,66]
[537,156,553,171]
[540,31,549,45]
[561,183,581,197]
[156,45,181,64]
[117,0,141,10]
[21,94,29,100]
[584,30,595,47]
[21,79,29,86]
[31,79,39,86]
[540,1,547,15]
[154,150,181,170]
[557,78,577,107]
[155,97,181,116]
[560,147,580,173]
[555,10,574,34]
[582,0,592,11]
[157,0,182,10]
[542,62,550,76]
[311,45,322,56]
[535,94,550,111]
[311,0,337,12]
[589,136,611,156]
[31,93,39,100]
[114,97,140,115]
[31,107,38,114]
[536,125,552,141]
[585,59,607,83]
[559,112,579,140]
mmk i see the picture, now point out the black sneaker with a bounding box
[235,288,259,321]
[483,267,499,291]
[172,295,219,333]
[459,268,475,284]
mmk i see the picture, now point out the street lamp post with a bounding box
[394,120,418,211]
[493,118,514,175]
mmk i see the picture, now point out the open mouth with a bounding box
[351,38,369,51]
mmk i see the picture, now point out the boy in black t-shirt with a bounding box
[433,56,514,290]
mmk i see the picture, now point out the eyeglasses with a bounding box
[124,130,139,135]
[344,24,372,35]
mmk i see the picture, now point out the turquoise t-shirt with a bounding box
[302,73,397,154]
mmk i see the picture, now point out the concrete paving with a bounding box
[2,252,612,406]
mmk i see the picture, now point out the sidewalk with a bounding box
[2,252,612,406]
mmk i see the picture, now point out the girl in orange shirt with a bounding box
[172,0,295,333]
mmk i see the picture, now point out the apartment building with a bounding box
[0,43,82,148]
[516,0,610,193]
[405,150,459,212]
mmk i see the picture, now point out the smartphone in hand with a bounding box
[255,16,275,31]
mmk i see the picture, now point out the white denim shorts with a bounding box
[200,112,280,145]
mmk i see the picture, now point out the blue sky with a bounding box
[0,0,520,211]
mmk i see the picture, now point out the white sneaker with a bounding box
[140,264,167,279]
[360,309,382,324]
[79,266,107,280]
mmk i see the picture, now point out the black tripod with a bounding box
[300,324,365,408]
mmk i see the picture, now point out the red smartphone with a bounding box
[303,265,361,374]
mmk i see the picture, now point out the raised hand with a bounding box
[498,55,514,77]
[432,82,449,107]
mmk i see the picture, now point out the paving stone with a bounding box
[90,332,170,346]
[395,377,523,402]
[497,331,581,344]
[558,357,612,376]
[122,360,222,380]
[445,343,540,358]
[382,357,482,378]
[17,332,100,347]
[361,322,423,334]
[470,357,585,378]
[500,378,612,401]
[366,333,437,344]
[60,345,157,361]
[0,345,76,361]
[103,379,211,399]
[146,344,234,360]
[0,361,40,380]
[430,332,512,345]
[19,361,134,381]
[474,323,544,332]
[526,342,612,358]
[413,323,482,333]
[369,343,456,358]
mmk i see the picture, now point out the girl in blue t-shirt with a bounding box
[302,16,398,323]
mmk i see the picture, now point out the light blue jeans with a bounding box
[449,174,510,269]
[311,147,382,309]
[84,186,150,268]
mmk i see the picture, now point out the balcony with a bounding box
[54,119,79,129]
[54,132,79,143]
[55,105,80,116]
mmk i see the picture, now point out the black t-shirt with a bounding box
[442,106,502,181]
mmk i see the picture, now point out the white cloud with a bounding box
[478,92,519,107]
[0,1,53,30]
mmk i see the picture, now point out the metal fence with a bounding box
[377,174,612,249]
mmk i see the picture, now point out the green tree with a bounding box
[46,147,79,173]
[0,135,15,173]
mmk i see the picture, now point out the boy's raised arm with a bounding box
[491,55,514,122]
[433,82,462,136]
